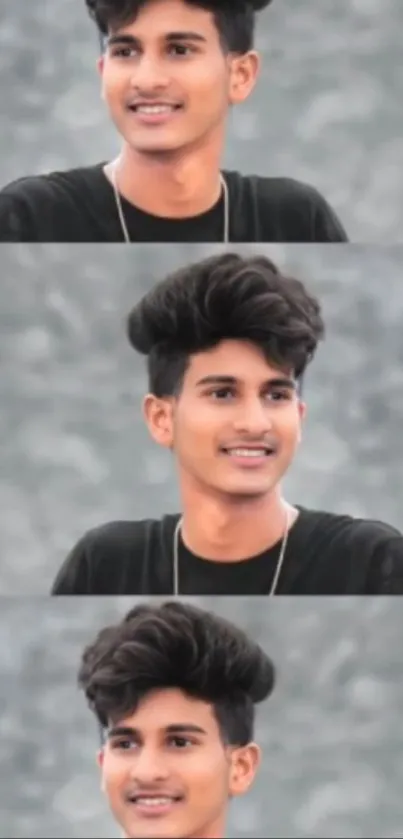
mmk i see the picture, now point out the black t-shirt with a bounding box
[0,163,347,242]
[51,507,403,595]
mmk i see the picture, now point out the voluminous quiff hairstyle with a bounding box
[78,601,275,745]
[127,252,325,397]
[85,0,273,54]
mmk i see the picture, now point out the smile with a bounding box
[220,446,276,468]
[224,447,273,457]
[133,796,177,805]
[128,795,183,818]
[129,104,181,114]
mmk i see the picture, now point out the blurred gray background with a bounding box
[1,0,403,241]
[1,243,403,594]
[1,596,403,838]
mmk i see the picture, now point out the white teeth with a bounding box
[135,105,176,114]
[227,448,268,457]
[135,797,174,806]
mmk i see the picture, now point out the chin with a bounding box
[123,826,185,839]
[219,483,273,501]
[125,132,189,156]
[133,144,184,156]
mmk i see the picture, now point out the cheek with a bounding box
[175,406,218,451]
[185,59,229,95]
[276,409,302,446]
[185,752,229,801]
[101,65,126,98]
[102,757,127,796]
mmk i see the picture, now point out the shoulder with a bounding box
[349,516,402,544]
[237,173,327,207]
[71,515,178,554]
[51,515,180,594]
[249,175,341,220]
[225,171,348,242]
[1,163,106,201]
[297,508,403,592]
[349,516,403,593]
[298,507,402,544]
[0,163,108,241]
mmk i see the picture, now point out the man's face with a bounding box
[145,339,306,501]
[97,0,259,155]
[98,687,259,839]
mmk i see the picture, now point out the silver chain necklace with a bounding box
[172,504,291,596]
[111,161,230,243]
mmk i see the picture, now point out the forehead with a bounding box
[109,0,218,37]
[184,339,292,383]
[111,688,219,733]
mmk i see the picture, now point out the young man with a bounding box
[0,0,347,242]
[78,599,273,839]
[52,251,403,595]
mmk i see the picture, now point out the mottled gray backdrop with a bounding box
[1,0,403,241]
[1,243,402,594]
[1,596,403,838]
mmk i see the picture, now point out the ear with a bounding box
[97,55,105,76]
[296,399,306,444]
[97,56,107,100]
[143,394,175,449]
[228,51,260,105]
[229,743,261,797]
[97,748,106,792]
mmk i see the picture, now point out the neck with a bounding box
[179,482,297,561]
[106,132,225,218]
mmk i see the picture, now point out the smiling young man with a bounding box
[78,600,274,839]
[0,0,347,242]
[51,252,403,596]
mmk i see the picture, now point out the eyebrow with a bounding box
[107,31,207,47]
[195,375,297,389]
[106,723,208,739]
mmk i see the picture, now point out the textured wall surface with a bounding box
[1,596,403,838]
[1,243,403,594]
[1,0,403,241]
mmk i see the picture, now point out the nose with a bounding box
[232,397,273,436]
[128,747,169,784]
[129,54,169,91]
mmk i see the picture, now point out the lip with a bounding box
[126,102,183,125]
[127,796,184,819]
[220,447,277,469]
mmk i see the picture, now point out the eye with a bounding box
[266,390,292,402]
[168,735,193,748]
[209,387,235,400]
[111,47,137,58]
[111,738,136,751]
[168,43,194,56]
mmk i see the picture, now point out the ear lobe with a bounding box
[97,749,106,792]
[298,400,306,422]
[229,744,261,797]
[143,394,174,448]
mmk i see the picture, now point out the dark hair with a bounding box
[78,600,275,746]
[85,0,273,54]
[127,252,325,397]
